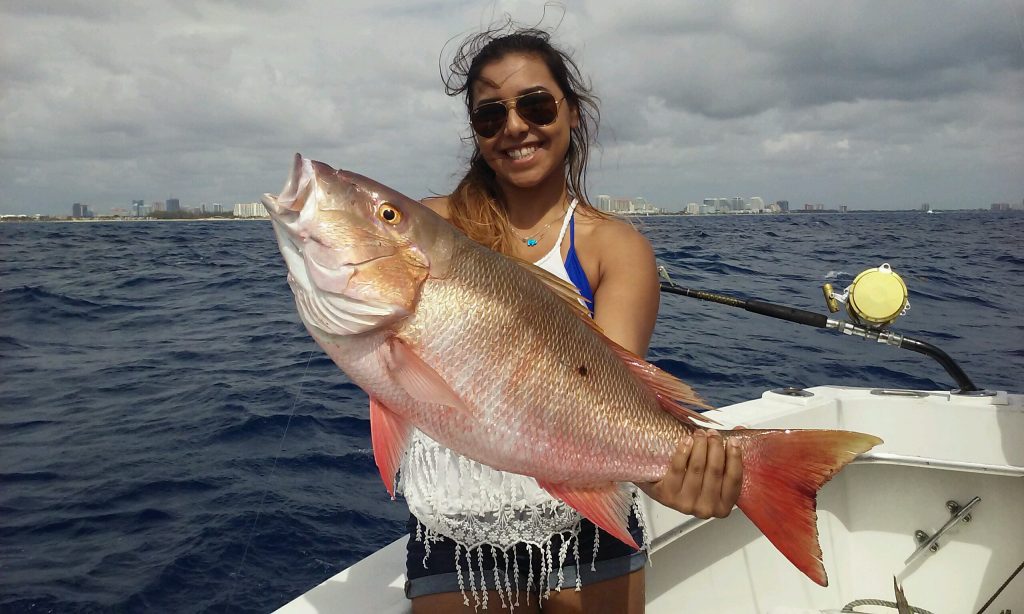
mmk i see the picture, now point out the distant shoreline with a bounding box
[0,217,271,224]
[618,209,1010,217]
[2,209,1016,224]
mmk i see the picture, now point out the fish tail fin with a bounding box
[734,429,882,586]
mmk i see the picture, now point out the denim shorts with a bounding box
[404,512,648,599]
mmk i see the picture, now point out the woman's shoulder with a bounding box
[575,208,653,256]
[421,195,451,219]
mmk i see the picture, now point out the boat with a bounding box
[274,266,1023,613]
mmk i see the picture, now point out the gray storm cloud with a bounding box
[1,0,1021,214]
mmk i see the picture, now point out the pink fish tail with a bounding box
[734,429,882,586]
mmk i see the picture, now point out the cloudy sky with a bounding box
[2,0,1022,215]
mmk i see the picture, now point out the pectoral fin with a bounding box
[369,396,413,499]
[384,337,468,414]
[537,481,639,550]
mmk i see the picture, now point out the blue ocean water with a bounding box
[1,211,1021,613]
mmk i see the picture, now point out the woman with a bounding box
[401,27,743,613]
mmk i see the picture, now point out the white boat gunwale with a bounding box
[273,384,1023,614]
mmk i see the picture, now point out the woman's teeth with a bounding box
[507,146,537,160]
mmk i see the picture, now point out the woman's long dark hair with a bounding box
[441,25,602,254]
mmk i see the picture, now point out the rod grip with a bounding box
[745,300,828,329]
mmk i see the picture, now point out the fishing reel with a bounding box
[822,263,909,330]
[660,260,981,393]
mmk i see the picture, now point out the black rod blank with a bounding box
[659,283,828,328]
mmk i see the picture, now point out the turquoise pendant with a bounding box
[526,238,538,247]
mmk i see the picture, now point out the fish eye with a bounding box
[377,202,402,225]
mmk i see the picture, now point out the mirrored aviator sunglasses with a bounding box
[470,91,566,138]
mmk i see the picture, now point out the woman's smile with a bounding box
[504,144,540,161]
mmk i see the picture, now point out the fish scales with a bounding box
[395,238,686,483]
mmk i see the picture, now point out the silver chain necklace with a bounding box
[510,208,564,247]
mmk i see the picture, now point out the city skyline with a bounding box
[49,195,839,218]
[21,193,1018,222]
[2,2,1021,216]
[39,188,1024,220]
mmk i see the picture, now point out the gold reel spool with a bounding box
[846,263,909,327]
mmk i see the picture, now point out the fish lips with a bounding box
[263,153,312,214]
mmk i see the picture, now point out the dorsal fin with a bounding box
[513,258,596,323]
[515,258,716,426]
[603,334,717,425]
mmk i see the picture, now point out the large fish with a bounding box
[262,154,881,586]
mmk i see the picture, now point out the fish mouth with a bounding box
[262,154,407,336]
[262,154,313,277]
[262,153,311,215]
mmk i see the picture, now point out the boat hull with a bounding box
[274,386,1024,613]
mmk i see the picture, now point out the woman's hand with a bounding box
[638,429,744,519]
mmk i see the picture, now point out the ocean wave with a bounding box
[2,213,1021,613]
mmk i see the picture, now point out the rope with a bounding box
[842,598,934,614]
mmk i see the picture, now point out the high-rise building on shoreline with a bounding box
[594,194,662,214]
[70,203,94,218]
[233,202,269,218]
[687,196,784,215]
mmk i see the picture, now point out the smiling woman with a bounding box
[397,25,745,614]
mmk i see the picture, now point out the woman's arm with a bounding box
[590,222,660,357]
[591,220,743,519]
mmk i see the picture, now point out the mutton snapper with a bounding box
[262,154,881,586]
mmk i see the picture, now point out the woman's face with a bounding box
[470,52,578,193]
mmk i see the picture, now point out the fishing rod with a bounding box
[657,264,983,394]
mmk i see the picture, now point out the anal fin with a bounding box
[537,480,639,550]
